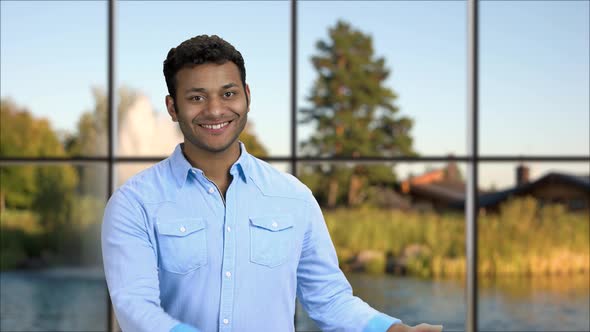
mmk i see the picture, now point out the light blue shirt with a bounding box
[102,143,401,332]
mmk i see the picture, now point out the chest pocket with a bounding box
[155,218,207,274]
[249,215,294,268]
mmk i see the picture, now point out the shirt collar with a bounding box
[170,141,250,189]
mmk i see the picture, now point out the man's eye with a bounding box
[224,92,236,98]
[191,96,204,101]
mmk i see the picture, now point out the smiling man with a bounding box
[101,35,442,332]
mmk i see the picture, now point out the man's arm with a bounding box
[297,196,443,332]
[296,197,401,332]
[102,190,199,332]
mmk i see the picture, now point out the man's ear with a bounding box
[245,84,251,112]
[165,95,178,122]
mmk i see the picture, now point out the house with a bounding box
[400,164,590,213]
[473,165,590,212]
[399,161,468,212]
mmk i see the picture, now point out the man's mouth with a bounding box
[199,121,231,130]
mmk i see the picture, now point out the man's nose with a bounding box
[206,96,224,117]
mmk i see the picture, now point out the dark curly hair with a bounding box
[163,35,247,103]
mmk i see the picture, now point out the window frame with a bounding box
[0,1,588,332]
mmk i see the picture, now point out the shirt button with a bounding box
[223,319,229,325]
[226,226,231,232]
[208,187,215,194]
[271,221,278,228]
[225,271,231,278]
[179,226,186,233]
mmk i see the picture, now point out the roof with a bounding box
[410,182,466,202]
[454,172,590,209]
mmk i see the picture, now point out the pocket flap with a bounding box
[249,215,293,231]
[156,219,206,237]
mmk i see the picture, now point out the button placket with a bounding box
[219,176,236,331]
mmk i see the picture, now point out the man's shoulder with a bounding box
[114,158,176,205]
[247,156,313,202]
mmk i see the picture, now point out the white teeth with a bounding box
[201,122,229,130]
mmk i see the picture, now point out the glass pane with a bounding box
[0,1,108,157]
[0,164,107,331]
[480,1,590,156]
[478,162,590,331]
[295,162,466,331]
[298,1,466,157]
[117,1,290,158]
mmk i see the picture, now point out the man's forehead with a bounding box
[177,63,240,83]
[178,61,239,74]
[176,62,241,89]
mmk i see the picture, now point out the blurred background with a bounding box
[1,1,589,331]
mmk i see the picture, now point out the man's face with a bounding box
[166,62,250,154]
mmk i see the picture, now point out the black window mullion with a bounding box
[466,0,479,331]
[107,0,119,331]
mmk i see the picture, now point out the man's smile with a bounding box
[196,119,235,134]
[199,121,231,130]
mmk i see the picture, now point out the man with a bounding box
[102,35,443,332]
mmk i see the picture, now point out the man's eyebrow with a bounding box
[184,83,239,94]
[222,83,239,89]
[184,87,207,94]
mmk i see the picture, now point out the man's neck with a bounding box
[181,141,240,194]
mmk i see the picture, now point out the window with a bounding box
[1,1,588,332]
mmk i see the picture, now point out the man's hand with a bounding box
[387,322,443,332]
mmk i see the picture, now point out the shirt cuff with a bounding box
[363,312,402,332]
[170,323,201,332]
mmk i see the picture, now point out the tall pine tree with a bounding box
[300,20,416,207]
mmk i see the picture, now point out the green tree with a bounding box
[299,20,416,207]
[0,99,77,212]
[0,99,78,256]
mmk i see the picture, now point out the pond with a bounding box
[1,269,588,331]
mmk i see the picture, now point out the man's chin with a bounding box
[190,140,238,154]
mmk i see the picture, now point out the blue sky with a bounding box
[1,1,589,187]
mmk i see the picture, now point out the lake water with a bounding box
[1,268,589,331]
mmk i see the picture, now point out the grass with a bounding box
[325,197,589,278]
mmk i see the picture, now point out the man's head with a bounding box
[163,35,247,104]
[163,35,250,155]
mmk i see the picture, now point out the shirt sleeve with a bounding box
[296,196,402,332]
[102,189,201,332]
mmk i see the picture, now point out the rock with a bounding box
[347,250,385,273]
[385,244,432,276]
